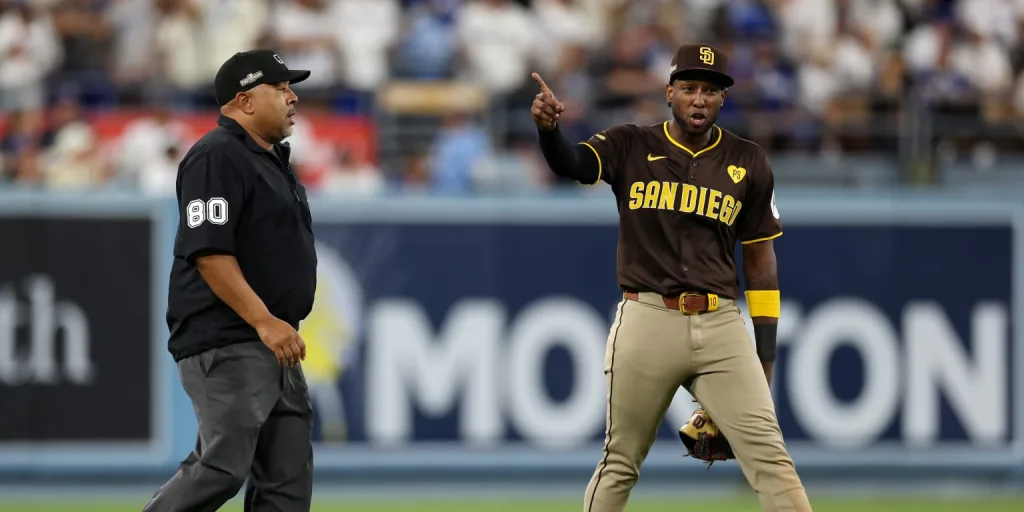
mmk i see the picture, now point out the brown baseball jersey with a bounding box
[579,121,782,299]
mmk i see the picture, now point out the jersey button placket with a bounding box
[684,157,698,274]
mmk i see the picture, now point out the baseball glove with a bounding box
[678,408,734,469]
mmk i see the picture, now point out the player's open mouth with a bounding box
[689,113,706,127]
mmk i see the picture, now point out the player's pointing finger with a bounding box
[531,72,551,94]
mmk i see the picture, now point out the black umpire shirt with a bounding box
[166,115,317,362]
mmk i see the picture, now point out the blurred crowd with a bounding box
[1,0,1024,196]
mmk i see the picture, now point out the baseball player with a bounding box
[532,44,812,512]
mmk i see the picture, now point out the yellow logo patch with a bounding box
[727,165,746,184]
[647,154,667,162]
[700,47,715,66]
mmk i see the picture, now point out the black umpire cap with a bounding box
[214,49,311,106]
[669,44,734,89]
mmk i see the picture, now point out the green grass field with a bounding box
[2,497,1022,512]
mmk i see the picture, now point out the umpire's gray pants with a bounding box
[144,341,314,512]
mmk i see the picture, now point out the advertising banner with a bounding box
[0,194,1017,476]
[299,200,1021,471]
[0,215,156,445]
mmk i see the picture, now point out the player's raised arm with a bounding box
[531,72,602,185]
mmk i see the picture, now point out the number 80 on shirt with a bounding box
[186,197,229,228]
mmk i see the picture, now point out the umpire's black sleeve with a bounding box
[537,125,600,185]
[174,149,246,264]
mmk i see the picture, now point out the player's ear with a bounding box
[235,92,256,114]
[666,83,673,107]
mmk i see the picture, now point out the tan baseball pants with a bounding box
[583,292,812,512]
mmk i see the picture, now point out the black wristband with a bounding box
[754,323,778,362]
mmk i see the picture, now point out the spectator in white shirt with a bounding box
[956,0,1017,49]
[950,30,1014,96]
[908,18,1013,96]
[332,0,400,91]
[533,0,602,76]
[41,99,109,190]
[793,4,876,134]
[455,0,540,95]
[137,145,182,196]
[104,0,155,89]
[116,105,192,195]
[273,0,342,89]
[846,0,904,57]
[199,0,269,85]
[775,0,837,63]
[152,0,205,93]
[0,0,63,112]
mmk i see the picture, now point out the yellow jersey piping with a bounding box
[740,232,783,245]
[578,142,602,185]
[663,121,722,158]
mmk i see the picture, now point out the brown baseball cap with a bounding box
[669,44,734,89]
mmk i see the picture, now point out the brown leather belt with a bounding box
[623,291,720,315]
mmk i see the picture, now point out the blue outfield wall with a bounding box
[0,188,1021,482]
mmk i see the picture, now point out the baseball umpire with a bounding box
[144,49,317,512]
[532,44,813,512]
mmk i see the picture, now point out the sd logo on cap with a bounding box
[668,44,734,89]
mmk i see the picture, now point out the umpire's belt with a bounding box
[624,291,720,315]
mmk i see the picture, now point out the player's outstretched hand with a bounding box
[531,72,565,132]
[256,316,306,367]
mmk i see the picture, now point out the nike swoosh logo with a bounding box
[647,154,667,161]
